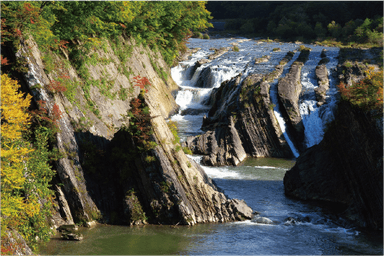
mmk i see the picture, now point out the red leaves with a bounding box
[52,104,63,122]
[23,2,33,12]
[47,80,67,93]
[133,75,151,92]
[337,69,383,112]
[1,56,9,65]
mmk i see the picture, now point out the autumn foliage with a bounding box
[1,74,34,241]
[1,74,56,252]
[337,67,383,112]
[124,77,157,152]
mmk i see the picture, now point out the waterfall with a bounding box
[171,38,339,152]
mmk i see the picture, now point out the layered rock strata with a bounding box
[277,49,310,150]
[184,52,297,166]
[17,36,253,228]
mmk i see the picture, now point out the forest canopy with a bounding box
[207,1,383,44]
[1,1,212,65]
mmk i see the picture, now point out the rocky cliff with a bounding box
[17,36,253,229]
[284,50,383,230]
[284,100,383,230]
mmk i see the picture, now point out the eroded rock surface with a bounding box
[184,51,296,165]
[277,49,310,149]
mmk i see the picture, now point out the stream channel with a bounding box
[41,38,383,255]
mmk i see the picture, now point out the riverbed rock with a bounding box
[314,64,329,106]
[194,66,216,88]
[253,216,274,225]
[208,47,230,60]
[277,49,310,151]
[16,35,253,229]
[184,52,296,165]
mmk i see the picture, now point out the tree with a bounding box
[1,74,34,236]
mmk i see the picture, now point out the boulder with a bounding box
[253,216,274,225]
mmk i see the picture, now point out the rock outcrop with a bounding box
[277,49,310,150]
[17,35,253,229]
[314,49,330,106]
[184,51,297,165]
[284,101,383,230]
[2,230,34,255]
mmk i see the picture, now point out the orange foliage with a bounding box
[337,67,383,112]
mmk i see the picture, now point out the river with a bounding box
[41,38,383,255]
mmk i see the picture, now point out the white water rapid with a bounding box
[171,38,340,155]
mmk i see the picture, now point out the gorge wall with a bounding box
[284,100,383,230]
[17,36,253,230]
[284,48,383,230]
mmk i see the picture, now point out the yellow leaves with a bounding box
[0,74,38,230]
[1,74,32,141]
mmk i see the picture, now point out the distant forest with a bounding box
[206,1,383,44]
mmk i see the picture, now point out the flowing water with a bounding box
[41,38,383,255]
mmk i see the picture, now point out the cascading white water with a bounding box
[171,38,340,153]
[299,48,340,148]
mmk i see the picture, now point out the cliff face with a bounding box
[284,101,383,230]
[284,50,383,230]
[18,36,253,228]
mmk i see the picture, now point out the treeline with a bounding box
[207,1,383,45]
[1,1,212,66]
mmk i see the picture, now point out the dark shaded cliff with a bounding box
[284,100,383,230]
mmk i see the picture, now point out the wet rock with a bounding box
[58,225,83,241]
[185,52,297,166]
[194,66,216,88]
[253,216,274,225]
[314,64,329,106]
[284,217,298,225]
[208,47,230,60]
[254,55,270,64]
[180,108,210,116]
[277,49,311,150]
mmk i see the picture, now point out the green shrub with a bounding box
[182,146,192,155]
[192,32,203,39]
